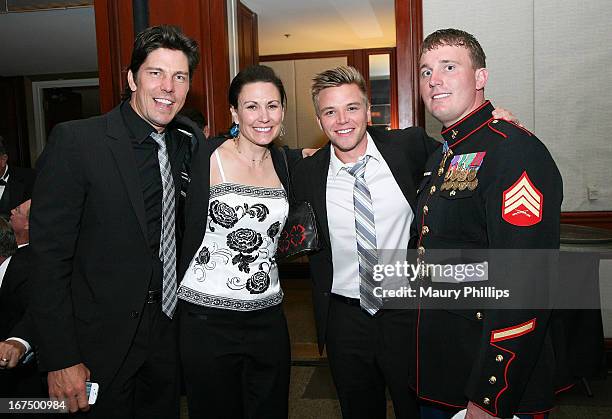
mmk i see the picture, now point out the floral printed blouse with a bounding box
[178,150,289,311]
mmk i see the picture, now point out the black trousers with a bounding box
[179,301,290,419]
[326,296,419,419]
[85,301,180,419]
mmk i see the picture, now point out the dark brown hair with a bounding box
[421,28,486,69]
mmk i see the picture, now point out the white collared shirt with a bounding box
[0,165,9,201]
[326,133,414,298]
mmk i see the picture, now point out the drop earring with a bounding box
[230,123,240,138]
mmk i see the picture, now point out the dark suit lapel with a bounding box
[105,108,149,243]
[6,170,25,210]
[311,144,331,247]
[369,127,417,211]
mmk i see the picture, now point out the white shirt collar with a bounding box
[329,132,381,179]
[0,165,9,181]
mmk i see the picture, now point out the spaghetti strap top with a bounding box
[214,149,227,183]
[178,148,289,311]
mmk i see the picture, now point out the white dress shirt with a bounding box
[326,133,414,298]
[0,165,9,201]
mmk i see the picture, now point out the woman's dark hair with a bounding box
[124,25,200,98]
[228,65,287,109]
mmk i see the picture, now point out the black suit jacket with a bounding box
[0,245,33,342]
[0,244,46,398]
[0,167,36,219]
[292,126,437,352]
[29,104,203,385]
[178,137,302,281]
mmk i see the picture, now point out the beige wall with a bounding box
[423,0,612,212]
[264,57,347,149]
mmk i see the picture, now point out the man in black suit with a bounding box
[28,25,203,418]
[0,136,36,221]
[0,200,46,399]
[292,66,436,419]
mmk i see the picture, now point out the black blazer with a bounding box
[0,244,47,398]
[292,126,437,352]
[0,245,33,342]
[29,104,203,384]
[178,137,302,281]
[0,166,36,219]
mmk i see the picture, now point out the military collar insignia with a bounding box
[441,100,495,148]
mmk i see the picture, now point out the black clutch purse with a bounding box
[276,148,322,261]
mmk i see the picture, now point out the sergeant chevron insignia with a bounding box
[502,171,543,226]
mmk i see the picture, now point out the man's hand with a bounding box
[492,107,523,127]
[465,401,499,419]
[48,363,91,413]
[0,340,26,369]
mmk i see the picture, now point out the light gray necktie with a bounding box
[151,132,178,318]
[346,156,382,315]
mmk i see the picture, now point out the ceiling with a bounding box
[242,0,395,56]
[0,0,395,77]
[0,6,97,76]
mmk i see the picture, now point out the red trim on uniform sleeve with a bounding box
[492,343,516,417]
[487,121,508,138]
[490,318,537,343]
[555,382,576,394]
[517,409,555,416]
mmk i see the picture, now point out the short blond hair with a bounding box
[311,66,369,114]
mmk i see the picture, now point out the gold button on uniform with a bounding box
[418,246,426,256]
[438,167,444,176]
[475,312,483,320]
[422,226,430,235]
[489,376,497,384]
[492,119,499,124]
[496,354,504,362]
[430,186,436,194]
[483,397,490,405]
[423,205,429,215]
[449,190,456,196]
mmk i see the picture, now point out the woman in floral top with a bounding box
[177,65,304,419]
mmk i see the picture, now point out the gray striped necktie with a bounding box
[346,155,382,315]
[151,132,178,318]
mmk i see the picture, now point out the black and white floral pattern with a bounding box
[267,221,280,240]
[195,246,211,265]
[227,228,263,254]
[246,271,270,294]
[245,203,269,222]
[209,200,239,230]
[180,182,287,311]
[231,253,258,273]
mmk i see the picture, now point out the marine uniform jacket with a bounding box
[411,101,563,417]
